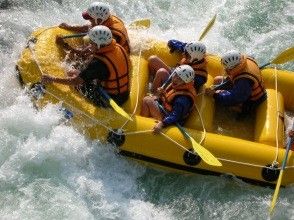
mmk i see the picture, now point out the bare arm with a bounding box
[59,23,90,33]
[56,36,94,57]
[41,74,84,86]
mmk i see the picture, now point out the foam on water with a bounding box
[0,0,293,219]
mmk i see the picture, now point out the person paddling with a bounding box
[148,41,208,92]
[205,50,267,118]
[140,65,196,133]
[41,25,130,106]
[59,2,130,54]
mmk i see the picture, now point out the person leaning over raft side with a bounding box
[41,25,130,106]
[148,41,208,92]
[205,50,267,118]
[58,2,130,54]
[140,65,197,134]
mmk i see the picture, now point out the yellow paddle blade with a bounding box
[109,99,133,121]
[129,18,151,29]
[198,14,217,41]
[271,47,294,65]
[269,170,284,214]
[190,136,222,167]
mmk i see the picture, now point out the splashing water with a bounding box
[0,0,293,219]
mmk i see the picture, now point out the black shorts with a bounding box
[109,92,130,106]
[78,83,129,107]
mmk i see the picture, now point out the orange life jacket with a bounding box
[161,81,197,115]
[103,15,130,54]
[179,57,208,79]
[93,39,130,95]
[227,55,266,101]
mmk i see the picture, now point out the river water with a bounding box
[0,0,293,219]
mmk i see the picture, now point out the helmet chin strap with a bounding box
[94,18,103,25]
[190,55,198,63]
[94,18,98,25]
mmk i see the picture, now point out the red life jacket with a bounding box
[103,15,130,54]
[227,56,266,101]
[93,39,130,95]
[161,81,197,115]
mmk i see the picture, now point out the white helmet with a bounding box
[221,50,242,70]
[87,2,110,24]
[184,41,206,62]
[88,25,112,49]
[173,65,195,83]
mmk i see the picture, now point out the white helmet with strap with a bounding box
[184,41,206,62]
[173,65,195,83]
[87,2,110,24]
[221,50,242,70]
[88,25,112,49]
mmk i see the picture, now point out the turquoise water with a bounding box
[0,0,293,219]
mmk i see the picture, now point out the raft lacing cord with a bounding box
[25,44,294,169]
[27,38,293,170]
[119,35,144,130]
[195,91,207,145]
[123,129,200,154]
[116,27,208,148]
[27,41,113,132]
[216,158,293,169]
[118,37,203,154]
[272,65,280,168]
[28,35,161,139]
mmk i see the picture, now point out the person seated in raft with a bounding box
[140,65,196,134]
[148,41,208,92]
[59,2,130,54]
[41,25,130,106]
[205,50,267,118]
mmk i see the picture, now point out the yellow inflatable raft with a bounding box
[16,27,294,186]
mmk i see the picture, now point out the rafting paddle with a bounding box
[97,86,133,121]
[175,122,222,167]
[93,19,151,121]
[128,18,151,29]
[160,14,217,89]
[60,19,151,121]
[269,122,294,214]
[157,103,222,167]
[260,46,294,69]
[198,14,217,41]
[61,18,151,39]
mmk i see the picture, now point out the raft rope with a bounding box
[119,31,145,130]
[25,34,294,172]
[272,65,280,168]
[192,94,206,145]
[27,34,198,154]
[217,158,293,169]
[125,126,294,169]
[27,40,114,132]
[25,42,294,171]
[118,26,207,147]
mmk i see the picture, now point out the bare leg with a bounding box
[148,55,171,77]
[141,96,163,120]
[152,68,170,93]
